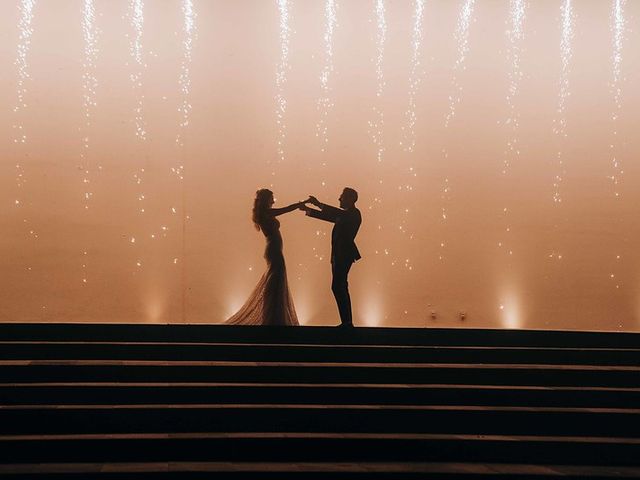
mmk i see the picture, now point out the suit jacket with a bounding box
[308,204,362,265]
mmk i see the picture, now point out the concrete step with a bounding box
[2,324,639,349]
[2,324,638,478]
[1,404,639,437]
[2,342,638,366]
[0,433,639,466]
[2,383,638,408]
[1,361,638,387]
[0,461,639,479]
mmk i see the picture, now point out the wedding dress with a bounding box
[226,216,299,326]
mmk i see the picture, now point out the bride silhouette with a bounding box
[226,189,304,326]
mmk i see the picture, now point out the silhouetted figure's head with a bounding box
[253,188,274,230]
[339,187,358,209]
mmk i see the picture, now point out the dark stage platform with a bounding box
[0,323,639,478]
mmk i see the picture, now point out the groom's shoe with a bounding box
[339,322,354,328]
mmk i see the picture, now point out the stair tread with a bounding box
[3,382,638,391]
[3,360,638,371]
[4,341,639,352]
[1,460,639,476]
[2,432,640,444]
[3,404,640,414]
[2,324,639,476]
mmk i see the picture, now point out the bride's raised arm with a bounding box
[269,200,305,217]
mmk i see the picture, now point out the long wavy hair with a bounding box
[252,189,273,231]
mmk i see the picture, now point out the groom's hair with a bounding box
[343,187,358,203]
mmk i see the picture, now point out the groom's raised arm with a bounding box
[305,201,341,223]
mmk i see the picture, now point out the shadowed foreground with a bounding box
[0,323,639,478]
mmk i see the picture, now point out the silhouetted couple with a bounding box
[226,187,361,327]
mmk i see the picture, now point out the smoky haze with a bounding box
[1,0,639,330]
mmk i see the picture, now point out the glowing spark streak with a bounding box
[80,0,99,284]
[13,0,36,144]
[500,0,527,255]
[440,0,474,259]
[609,0,626,197]
[176,0,196,147]
[128,0,146,140]
[552,0,574,204]
[368,0,386,162]
[400,0,425,153]
[611,0,624,101]
[275,0,291,162]
[439,178,450,262]
[316,0,337,153]
[81,0,99,210]
[13,0,36,231]
[174,0,196,321]
[445,0,475,128]
[504,0,526,172]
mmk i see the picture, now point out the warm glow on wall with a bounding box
[1,0,639,330]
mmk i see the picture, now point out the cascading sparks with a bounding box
[275,0,291,163]
[176,0,195,148]
[13,0,36,145]
[440,0,475,261]
[368,0,386,163]
[552,0,574,204]
[396,0,425,245]
[399,0,425,153]
[316,0,337,154]
[126,0,147,264]
[504,0,526,173]
[80,0,99,284]
[607,0,626,290]
[81,0,99,211]
[500,0,527,256]
[127,0,146,140]
[444,0,476,128]
[609,0,626,198]
[13,0,37,242]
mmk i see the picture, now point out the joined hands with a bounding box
[298,195,320,212]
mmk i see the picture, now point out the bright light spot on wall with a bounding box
[499,291,521,329]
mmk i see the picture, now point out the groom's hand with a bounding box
[307,195,320,207]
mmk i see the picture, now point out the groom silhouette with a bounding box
[303,188,362,327]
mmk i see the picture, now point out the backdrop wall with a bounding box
[1,0,639,330]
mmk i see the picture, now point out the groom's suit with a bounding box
[307,203,361,326]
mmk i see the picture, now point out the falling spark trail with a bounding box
[13,0,37,238]
[13,0,36,145]
[127,0,146,248]
[176,0,196,147]
[500,0,527,255]
[81,0,99,210]
[440,0,475,260]
[174,0,196,321]
[316,0,337,153]
[552,0,574,204]
[275,0,291,163]
[439,174,450,261]
[128,0,146,140]
[445,0,476,128]
[396,1,425,240]
[504,0,526,173]
[400,0,425,153]
[607,0,626,290]
[80,0,99,284]
[368,0,386,163]
[609,0,626,197]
